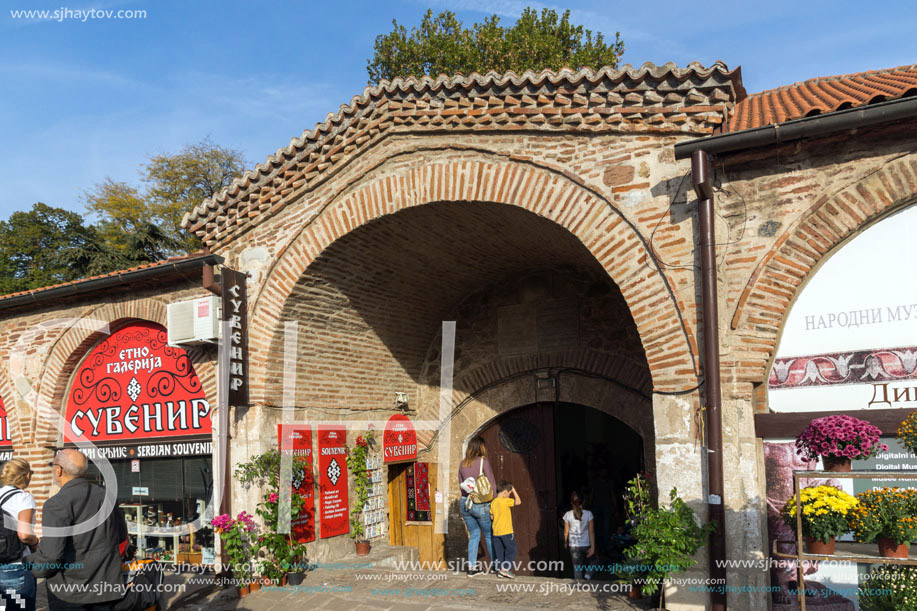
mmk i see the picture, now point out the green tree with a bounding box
[367,7,624,84]
[84,138,247,254]
[0,203,122,294]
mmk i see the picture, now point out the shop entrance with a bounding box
[478,402,643,576]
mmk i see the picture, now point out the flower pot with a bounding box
[355,541,371,556]
[804,536,835,555]
[878,538,909,558]
[249,580,261,592]
[822,456,852,472]
[237,584,251,597]
[627,583,642,599]
[280,575,288,586]
[287,571,305,586]
[261,577,273,587]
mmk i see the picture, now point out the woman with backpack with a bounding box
[0,458,38,611]
[458,436,496,576]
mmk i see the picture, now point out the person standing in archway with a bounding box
[458,436,496,576]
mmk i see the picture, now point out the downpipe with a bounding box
[692,150,727,611]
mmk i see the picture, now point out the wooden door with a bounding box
[479,403,558,575]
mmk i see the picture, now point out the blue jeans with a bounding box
[0,562,36,611]
[569,546,592,580]
[459,499,493,570]
[493,533,517,573]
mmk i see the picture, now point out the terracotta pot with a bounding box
[355,541,371,556]
[261,577,273,587]
[280,575,288,586]
[627,583,642,599]
[804,536,835,555]
[822,456,852,472]
[878,538,909,558]
[250,580,261,592]
[237,584,250,597]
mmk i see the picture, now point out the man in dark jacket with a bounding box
[29,449,126,610]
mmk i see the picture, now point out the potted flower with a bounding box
[795,414,887,472]
[236,449,312,584]
[621,474,716,610]
[346,431,375,555]
[896,409,917,454]
[781,485,858,554]
[858,565,917,610]
[849,487,917,558]
[211,511,256,596]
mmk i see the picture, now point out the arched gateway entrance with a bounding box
[259,197,657,563]
[477,402,643,576]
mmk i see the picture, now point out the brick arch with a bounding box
[414,350,653,449]
[731,155,917,381]
[248,152,698,397]
[21,299,216,448]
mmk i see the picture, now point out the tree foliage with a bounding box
[0,203,114,294]
[367,8,624,84]
[84,138,247,254]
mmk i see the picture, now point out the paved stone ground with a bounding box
[171,565,651,611]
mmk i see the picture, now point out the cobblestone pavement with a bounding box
[172,566,650,611]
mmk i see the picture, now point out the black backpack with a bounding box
[0,488,25,563]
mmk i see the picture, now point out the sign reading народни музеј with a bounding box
[64,321,211,443]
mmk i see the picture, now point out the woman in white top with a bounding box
[0,458,38,611]
[562,491,595,581]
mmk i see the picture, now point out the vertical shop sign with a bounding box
[317,426,349,538]
[383,414,417,464]
[278,425,316,543]
[221,268,249,407]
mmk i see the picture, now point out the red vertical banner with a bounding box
[278,425,315,543]
[317,426,349,538]
[0,397,12,461]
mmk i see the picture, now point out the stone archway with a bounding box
[247,151,700,404]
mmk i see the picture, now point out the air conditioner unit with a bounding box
[167,296,221,346]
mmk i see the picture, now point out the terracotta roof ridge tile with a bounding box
[182,61,743,232]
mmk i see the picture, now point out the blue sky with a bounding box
[1,0,914,219]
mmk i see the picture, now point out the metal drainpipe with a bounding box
[692,150,727,610]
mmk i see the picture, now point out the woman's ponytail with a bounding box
[570,491,583,520]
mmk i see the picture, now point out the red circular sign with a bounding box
[383,414,417,463]
[64,321,211,443]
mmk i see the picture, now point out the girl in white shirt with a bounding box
[0,458,38,611]
[562,491,595,581]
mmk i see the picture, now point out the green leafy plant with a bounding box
[859,565,917,610]
[622,474,716,609]
[211,512,255,581]
[346,431,376,541]
[236,449,311,580]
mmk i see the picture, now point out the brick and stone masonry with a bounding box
[0,62,915,610]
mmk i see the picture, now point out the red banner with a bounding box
[0,397,11,449]
[317,426,349,539]
[383,414,417,463]
[278,425,315,543]
[64,322,211,443]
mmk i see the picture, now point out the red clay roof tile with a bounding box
[725,63,917,132]
[0,253,208,302]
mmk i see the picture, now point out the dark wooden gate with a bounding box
[478,403,558,576]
